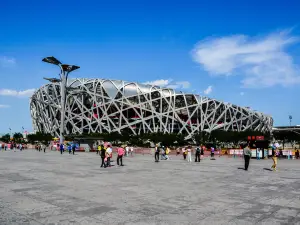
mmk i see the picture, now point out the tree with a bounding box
[175,133,187,146]
[0,133,10,143]
[13,132,24,143]
[192,131,210,145]
[27,132,53,145]
[273,130,300,149]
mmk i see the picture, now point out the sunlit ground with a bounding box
[0,150,299,225]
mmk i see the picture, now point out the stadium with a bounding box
[30,79,273,139]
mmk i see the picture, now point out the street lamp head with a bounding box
[61,64,80,72]
[42,56,62,65]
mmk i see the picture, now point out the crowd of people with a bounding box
[153,143,299,173]
[155,145,215,163]
[242,143,290,171]
[0,143,27,151]
[96,143,135,168]
[2,139,299,173]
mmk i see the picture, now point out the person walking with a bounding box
[165,147,170,160]
[271,146,278,171]
[96,144,100,155]
[243,144,252,171]
[72,143,76,155]
[161,146,166,160]
[43,144,46,153]
[154,145,160,162]
[211,146,215,158]
[68,144,72,154]
[100,146,106,168]
[296,149,299,159]
[200,146,204,159]
[256,148,260,160]
[187,146,192,162]
[117,146,125,166]
[60,143,64,154]
[106,145,112,167]
[130,146,134,156]
[195,146,201,162]
[125,146,129,157]
[182,147,186,160]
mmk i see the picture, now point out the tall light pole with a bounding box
[289,115,292,126]
[42,56,80,145]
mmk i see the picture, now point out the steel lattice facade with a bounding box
[30,79,273,138]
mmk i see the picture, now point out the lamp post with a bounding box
[289,115,292,126]
[42,56,80,145]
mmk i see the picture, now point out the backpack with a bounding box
[196,147,200,153]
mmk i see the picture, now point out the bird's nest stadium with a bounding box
[30,79,273,139]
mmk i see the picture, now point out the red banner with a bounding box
[256,136,264,140]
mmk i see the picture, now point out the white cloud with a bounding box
[0,104,10,108]
[143,79,190,89]
[240,92,245,96]
[173,81,191,88]
[0,89,35,97]
[203,85,212,94]
[192,30,300,88]
[0,56,16,67]
[143,79,171,86]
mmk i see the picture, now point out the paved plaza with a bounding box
[0,150,299,225]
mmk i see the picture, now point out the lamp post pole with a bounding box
[42,56,80,145]
[289,115,292,127]
[59,70,67,145]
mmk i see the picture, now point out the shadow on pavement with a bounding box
[263,168,273,171]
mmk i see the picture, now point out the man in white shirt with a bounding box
[125,146,129,157]
[187,147,192,162]
[106,146,113,167]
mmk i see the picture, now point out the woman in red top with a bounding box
[117,147,125,166]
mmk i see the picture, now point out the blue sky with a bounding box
[0,0,300,134]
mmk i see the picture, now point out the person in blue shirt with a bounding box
[72,143,76,155]
[60,144,64,154]
[68,144,72,154]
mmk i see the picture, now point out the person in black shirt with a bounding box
[100,146,106,168]
[295,149,299,159]
[201,146,204,158]
[195,146,201,162]
[72,144,76,155]
[154,145,160,162]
